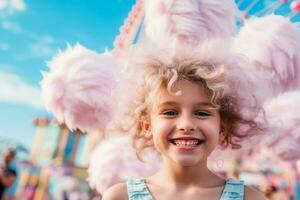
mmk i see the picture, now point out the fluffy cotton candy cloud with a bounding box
[41,43,119,132]
[88,136,161,194]
[0,70,44,109]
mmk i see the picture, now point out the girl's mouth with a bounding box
[169,138,205,148]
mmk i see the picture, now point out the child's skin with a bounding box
[103,79,266,200]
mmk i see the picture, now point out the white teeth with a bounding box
[173,140,199,146]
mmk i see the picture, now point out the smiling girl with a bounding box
[102,58,267,200]
[39,0,300,197]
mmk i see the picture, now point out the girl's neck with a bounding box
[150,158,224,189]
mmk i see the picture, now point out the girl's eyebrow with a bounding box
[159,101,215,108]
[159,101,179,107]
[194,102,216,108]
[157,101,179,110]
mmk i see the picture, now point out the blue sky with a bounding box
[0,0,136,149]
[0,0,299,150]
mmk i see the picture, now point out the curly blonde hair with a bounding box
[108,55,263,156]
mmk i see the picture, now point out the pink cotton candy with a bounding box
[40,43,119,132]
[233,15,300,99]
[223,56,267,122]
[233,14,300,161]
[87,136,161,194]
[262,91,300,161]
[144,0,237,48]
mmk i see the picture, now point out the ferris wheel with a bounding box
[236,0,300,22]
[113,0,300,54]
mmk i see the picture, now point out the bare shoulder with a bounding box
[102,182,128,200]
[244,185,267,200]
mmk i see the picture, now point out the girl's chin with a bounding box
[169,155,206,167]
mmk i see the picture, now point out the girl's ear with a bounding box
[218,124,227,146]
[141,117,152,139]
[141,116,151,131]
[219,131,226,142]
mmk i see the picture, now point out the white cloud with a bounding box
[0,71,44,109]
[0,0,26,18]
[0,42,9,51]
[30,35,56,58]
[0,0,26,11]
[1,21,22,33]
[10,0,26,11]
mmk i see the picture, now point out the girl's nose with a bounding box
[177,114,196,133]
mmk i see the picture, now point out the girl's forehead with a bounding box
[151,79,211,108]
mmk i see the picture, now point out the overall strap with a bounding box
[127,179,154,200]
[220,179,244,200]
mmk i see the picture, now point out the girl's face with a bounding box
[147,79,221,166]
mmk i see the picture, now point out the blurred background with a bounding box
[0,0,300,199]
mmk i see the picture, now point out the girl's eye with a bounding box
[194,111,210,117]
[162,110,178,116]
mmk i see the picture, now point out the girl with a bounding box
[40,0,300,198]
[102,56,267,200]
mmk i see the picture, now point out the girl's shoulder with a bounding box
[221,179,266,200]
[102,182,129,200]
[244,185,267,200]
